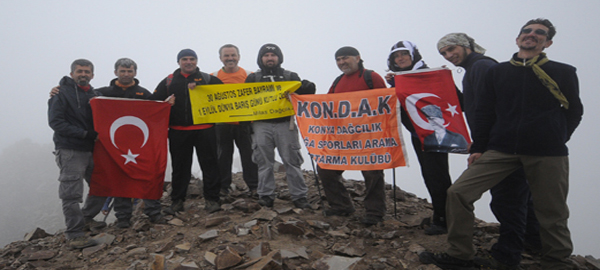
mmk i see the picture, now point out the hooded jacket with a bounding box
[471,54,583,156]
[48,76,99,151]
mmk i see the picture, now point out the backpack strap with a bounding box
[165,73,174,94]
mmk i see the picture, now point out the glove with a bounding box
[85,130,99,140]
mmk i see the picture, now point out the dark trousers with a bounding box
[411,136,452,226]
[113,198,162,220]
[168,128,221,202]
[215,123,258,191]
[490,168,541,266]
[317,166,386,217]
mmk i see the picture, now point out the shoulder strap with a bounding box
[254,70,262,82]
[330,74,345,93]
[166,73,174,94]
[201,72,211,84]
[363,69,374,89]
[282,70,292,81]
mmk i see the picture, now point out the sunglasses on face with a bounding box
[521,28,548,36]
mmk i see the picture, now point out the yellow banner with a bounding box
[189,81,301,124]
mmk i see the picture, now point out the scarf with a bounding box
[510,53,569,109]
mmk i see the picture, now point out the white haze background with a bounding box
[1,0,598,257]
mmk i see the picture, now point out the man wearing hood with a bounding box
[151,49,224,215]
[245,43,316,209]
[318,46,388,225]
[437,33,541,269]
[385,41,457,235]
[48,59,101,249]
[422,18,583,270]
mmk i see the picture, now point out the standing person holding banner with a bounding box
[318,46,388,226]
[245,43,315,209]
[385,41,456,235]
[210,44,258,197]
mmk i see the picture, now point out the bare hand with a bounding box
[385,73,395,82]
[165,94,176,106]
[467,153,482,166]
[49,86,60,97]
[188,82,196,89]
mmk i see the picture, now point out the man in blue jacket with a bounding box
[422,18,583,270]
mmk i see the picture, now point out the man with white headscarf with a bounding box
[437,33,541,269]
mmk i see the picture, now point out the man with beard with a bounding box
[421,18,583,270]
[48,59,101,249]
[318,46,388,226]
[437,32,541,269]
[210,44,258,197]
[151,49,224,214]
[245,43,315,209]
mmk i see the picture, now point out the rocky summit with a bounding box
[1,170,599,270]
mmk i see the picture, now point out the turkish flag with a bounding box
[395,68,471,154]
[89,97,170,199]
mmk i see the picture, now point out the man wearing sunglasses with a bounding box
[422,18,583,270]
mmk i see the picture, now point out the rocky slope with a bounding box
[2,170,599,270]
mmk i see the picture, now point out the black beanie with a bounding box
[257,43,283,68]
[335,46,360,58]
[177,49,197,62]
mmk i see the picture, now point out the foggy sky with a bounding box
[1,1,598,256]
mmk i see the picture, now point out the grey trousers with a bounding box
[251,121,307,201]
[446,150,572,270]
[54,149,107,239]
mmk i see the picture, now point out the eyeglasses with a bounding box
[520,28,548,36]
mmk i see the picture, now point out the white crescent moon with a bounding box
[404,93,448,130]
[109,116,149,149]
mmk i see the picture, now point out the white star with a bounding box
[445,103,459,117]
[121,149,139,165]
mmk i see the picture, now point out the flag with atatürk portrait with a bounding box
[394,68,471,154]
[89,97,170,199]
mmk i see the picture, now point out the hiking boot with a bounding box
[425,224,448,235]
[68,236,97,249]
[116,219,131,229]
[258,196,274,207]
[247,189,259,200]
[292,197,310,209]
[205,200,222,213]
[84,219,107,232]
[164,200,184,215]
[323,208,355,217]
[360,215,383,226]
[419,251,477,270]
[149,214,167,224]
[474,255,520,270]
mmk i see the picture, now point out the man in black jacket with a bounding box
[423,18,583,270]
[245,43,315,209]
[151,49,224,214]
[48,59,102,249]
[437,33,541,269]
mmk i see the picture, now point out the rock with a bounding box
[274,206,293,214]
[168,218,185,226]
[92,233,116,245]
[126,247,147,257]
[327,230,349,238]
[199,229,219,242]
[247,242,271,260]
[251,208,278,221]
[332,242,365,257]
[175,261,200,269]
[23,228,51,241]
[408,243,426,254]
[216,246,243,269]
[237,228,250,236]
[206,216,230,228]
[150,253,165,270]
[204,251,217,265]
[26,250,55,261]
[155,241,174,253]
[276,222,305,236]
[311,255,362,270]
[243,220,258,228]
[175,242,192,252]
[109,246,127,255]
[82,243,106,257]
[133,219,152,231]
[247,250,282,270]
[306,220,330,230]
[281,246,308,260]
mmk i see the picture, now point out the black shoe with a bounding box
[292,197,310,209]
[425,224,448,235]
[84,219,107,232]
[323,208,355,217]
[258,196,274,207]
[149,214,167,224]
[204,200,222,213]
[116,219,131,229]
[474,255,520,270]
[360,215,383,226]
[419,251,476,270]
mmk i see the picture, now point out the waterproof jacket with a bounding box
[96,78,151,99]
[471,54,583,156]
[48,76,99,151]
[151,67,223,126]
[458,52,498,132]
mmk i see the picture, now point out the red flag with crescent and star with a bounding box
[89,97,170,199]
[394,68,471,154]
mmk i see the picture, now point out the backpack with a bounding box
[330,69,374,93]
[253,69,293,82]
[165,72,212,92]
